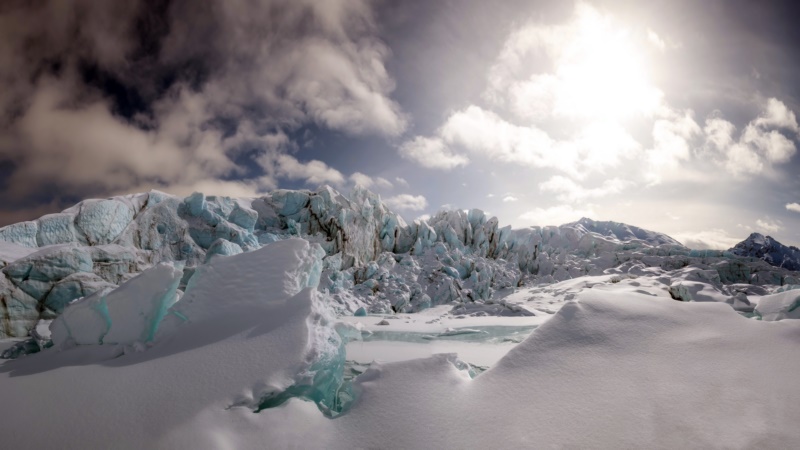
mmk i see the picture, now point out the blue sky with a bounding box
[0,0,799,248]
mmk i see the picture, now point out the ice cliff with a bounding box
[1,185,799,339]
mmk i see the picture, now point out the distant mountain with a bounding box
[564,217,683,247]
[730,233,800,271]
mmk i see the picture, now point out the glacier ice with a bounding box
[1,184,800,339]
[0,221,38,248]
[204,238,243,262]
[50,263,182,347]
[36,213,78,246]
[753,287,800,320]
[73,199,136,246]
[44,272,116,313]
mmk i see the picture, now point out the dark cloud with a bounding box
[0,0,405,225]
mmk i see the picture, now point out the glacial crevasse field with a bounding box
[1,186,800,448]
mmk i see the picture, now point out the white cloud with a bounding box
[645,108,701,185]
[503,196,519,202]
[394,177,409,187]
[486,3,663,121]
[563,122,642,173]
[647,29,666,51]
[671,229,741,250]
[786,203,800,213]
[398,136,469,170]
[155,179,265,199]
[376,177,393,189]
[538,176,630,202]
[350,172,374,188]
[439,105,569,172]
[704,116,737,151]
[415,214,431,222]
[518,205,596,227]
[754,98,799,132]
[755,218,782,234]
[409,106,640,178]
[349,173,393,190]
[704,99,798,176]
[273,154,345,186]
[385,194,428,211]
[398,3,796,194]
[741,123,796,164]
[486,194,495,198]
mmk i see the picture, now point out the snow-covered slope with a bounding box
[730,232,800,271]
[2,249,799,448]
[565,217,682,246]
[0,238,350,448]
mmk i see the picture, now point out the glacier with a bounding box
[0,185,800,448]
[1,185,800,340]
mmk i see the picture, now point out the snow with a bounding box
[0,240,36,265]
[754,287,800,320]
[1,184,800,447]
[102,263,183,345]
[323,293,800,449]
[0,237,346,448]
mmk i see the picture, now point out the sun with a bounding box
[549,5,663,120]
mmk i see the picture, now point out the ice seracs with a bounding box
[2,184,800,339]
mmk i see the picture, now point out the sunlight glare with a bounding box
[552,6,663,120]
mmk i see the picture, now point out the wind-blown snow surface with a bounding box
[3,267,799,448]
[0,239,347,448]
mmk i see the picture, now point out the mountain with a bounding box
[565,217,683,247]
[730,233,800,271]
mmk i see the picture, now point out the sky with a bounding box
[1,0,799,248]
